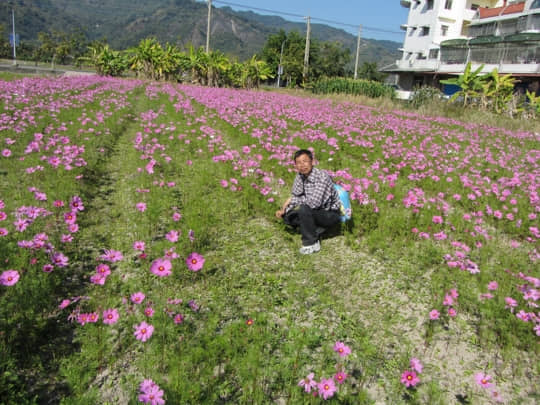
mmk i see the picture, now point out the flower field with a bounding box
[0,74,538,404]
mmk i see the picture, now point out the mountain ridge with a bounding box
[0,0,401,66]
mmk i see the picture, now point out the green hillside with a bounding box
[0,0,401,65]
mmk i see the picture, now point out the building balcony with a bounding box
[400,24,409,31]
[463,9,478,22]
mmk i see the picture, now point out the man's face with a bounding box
[294,153,313,176]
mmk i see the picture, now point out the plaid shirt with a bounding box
[287,167,340,212]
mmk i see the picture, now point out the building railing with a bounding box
[441,43,539,65]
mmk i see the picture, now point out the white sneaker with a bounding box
[299,240,320,255]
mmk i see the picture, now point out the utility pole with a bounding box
[206,0,212,53]
[303,16,311,84]
[12,9,17,65]
[354,25,362,80]
[276,40,285,88]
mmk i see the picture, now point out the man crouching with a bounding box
[275,149,341,254]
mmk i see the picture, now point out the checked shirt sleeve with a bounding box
[288,168,338,211]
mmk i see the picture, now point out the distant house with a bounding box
[386,0,540,96]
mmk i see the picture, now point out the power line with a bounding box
[212,0,404,36]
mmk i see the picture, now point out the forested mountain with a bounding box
[0,0,401,66]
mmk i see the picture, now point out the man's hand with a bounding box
[275,197,291,219]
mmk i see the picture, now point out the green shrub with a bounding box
[311,77,395,99]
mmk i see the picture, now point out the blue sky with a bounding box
[210,0,409,43]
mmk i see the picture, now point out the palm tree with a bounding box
[128,38,164,80]
[240,55,273,89]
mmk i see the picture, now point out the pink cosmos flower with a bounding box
[134,321,154,342]
[0,227,8,237]
[0,270,20,286]
[429,309,440,320]
[174,313,184,324]
[334,371,347,384]
[186,252,205,272]
[165,230,179,242]
[70,196,84,211]
[298,372,318,393]
[144,307,155,317]
[96,264,111,277]
[432,215,443,224]
[172,212,182,221]
[138,384,165,405]
[487,281,498,291]
[90,273,107,285]
[88,312,99,323]
[133,241,146,251]
[318,378,337,400]
[333,341,351,357]
[131,292,146,304]
[64,211,77,224]
[2,148,12,157]
[410,358,423,373]
[59,299,71,309]
[401,370,420,387]
[136,202,147,212]
[220,179,228,188]
[100,249,123,262]
[52,252,69,267]
[474,372,493,388]
[150,258,172,277]
[103,308,119,325]
[448,307,457,317]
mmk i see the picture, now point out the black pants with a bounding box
[283,204,341,246]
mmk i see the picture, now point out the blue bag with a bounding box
[334,184,352,222]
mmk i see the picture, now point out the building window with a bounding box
[532,0,540,9]
[420,26,430,36]
[470,4,479,11]
[417,52,427,60]
[427,0,434,10]
[409,26,417,36]
[429,49,439,59]
[441,25,449,36]
[445,0,453,10]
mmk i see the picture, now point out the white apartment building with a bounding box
[391,0,540,94]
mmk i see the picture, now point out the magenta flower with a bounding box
[474,372,493,388]
[134,321,154,342]
[298,372,318,393]
[70,196,84,211]
[88,312,99,323]
[333,341,351,357]
[0,270,20,286]
[172,212,182,221]
[487,281,498,291]
[59,299,71,309]
[334,371,348,384]
[429,309,440,320]
[0,227,8,236]
[401,370,420,387]
[100,249,123,262]
[144,307,155,317]
[64,211,77,224]
[52,252,69,267]
[131,292,146,304]
[448,307,457,317]
[410,358,423,373]
[133,241,146,251]
[138,380,165,404]
[165,230,179,242]
[96,264,111,277]
[186,252,205,272]
[317,378,337,400]
[174,313,184,324]
[103,308,120,325]
[136,202,147,212]
[150,258,172,277]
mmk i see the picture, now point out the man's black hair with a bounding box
[294,149,313,161]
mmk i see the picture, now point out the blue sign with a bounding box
[9,34,20,47]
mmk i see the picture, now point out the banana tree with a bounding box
[240,55,273,89]
[80,44,128,76]
[480,68,515,114]
[186,45,209,85]
[206,50,230,87]
[440,62,486,107]
[127,38,164,80]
